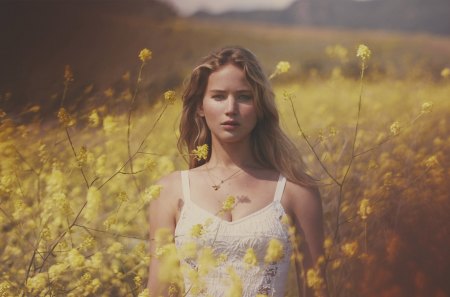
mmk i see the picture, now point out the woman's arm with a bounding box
[147,172,180,296]
[284,182,328,297]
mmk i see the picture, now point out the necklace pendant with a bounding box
[212,185,220,191]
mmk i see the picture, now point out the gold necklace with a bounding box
[205,163,242,191]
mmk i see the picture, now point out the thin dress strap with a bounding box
[181,170,191,202]
[273,174,287,203]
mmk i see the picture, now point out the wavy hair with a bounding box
[178,46,316,186]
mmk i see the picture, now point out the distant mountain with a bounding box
[193,0,450,35]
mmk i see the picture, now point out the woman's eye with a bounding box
[212,94,225,100]
[238,94,252,101]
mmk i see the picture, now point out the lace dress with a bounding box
[174,170,292,297]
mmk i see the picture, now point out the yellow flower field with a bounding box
[0,39,449,297]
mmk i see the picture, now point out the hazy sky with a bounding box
[160,0,297,16]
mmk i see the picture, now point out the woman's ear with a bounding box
[197,104,205,117]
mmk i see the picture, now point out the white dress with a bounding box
[174,170,292,297]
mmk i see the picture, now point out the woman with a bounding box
[148,46,327,297]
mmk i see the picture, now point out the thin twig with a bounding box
[333,62,366,241]
[73,224,146,240]
[98,104,169,190]
[287,96,340,185]
[127,63,145,193]
[64,128,90,189]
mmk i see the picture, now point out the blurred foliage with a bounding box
[0,6,449,297]
[1,1,450,119]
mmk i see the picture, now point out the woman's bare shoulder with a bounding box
[156,170,182,187]
[283,180,322,218]
[152,170,183,205]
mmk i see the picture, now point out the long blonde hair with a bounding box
[178,46,316,187]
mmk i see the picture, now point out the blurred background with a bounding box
[0,1,449,296]
[1,0,449,118]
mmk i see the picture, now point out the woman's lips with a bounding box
[221,120,239,130]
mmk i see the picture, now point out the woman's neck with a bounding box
[207,138,257,170]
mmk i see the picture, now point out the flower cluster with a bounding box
[356,44,371,62]
[139,48,152,63]
[164,90,176,104]
[221,195,236,212]
[192,144,209,161]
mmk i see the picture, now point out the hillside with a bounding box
[1,0,450,120]
[194,0,450,35]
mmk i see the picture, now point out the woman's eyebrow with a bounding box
[208,89,252,93]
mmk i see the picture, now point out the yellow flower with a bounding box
[331,259,341,270]
[282,90,296,102]
[276,61,291,74]
[179,242,198,259]
[117,191,128,203]
[139,48,152,62]
[84,187,101,222]
[198,247,217,276]
[264,239,284,263]
[155,228,174,248]
[57,107,76,127]
[270,61,291,79]
[27,273,48,293]
[137,288,149,297]
[192,144,209,161]
[389,121,401,136]
[80,235,95,251]
[441,67,450,78]
[256,295,269,297]
[324,237,333,254]
[0,281,12,296]
[341,241,358,257]
[306,268,324,289]
[222,195,236,212]
[53,193,73,216]
[217,253,228,264]
[106,242,123,255]
[67,248,85,267]
[358,198,372,220]
[424,155,439,168]
[190,223,204,238]
[87,252,103,269]
[144,185,163,203]
[103,215,117,230]
[421,101,433,113]
[185,267,203,294]
[157,243,179,283]
[76,146,87,168]
[226,267,243,297]
[356,44,371,62]
[102,115,117,134]
[48,263,68,280]
[168,284,179,296]
[243,248,258,268]
[164,90,176,104]
[134,275,142,287]
[88,109,100,127]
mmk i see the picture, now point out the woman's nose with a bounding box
[225,96,238,115]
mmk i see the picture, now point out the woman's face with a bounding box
[198,63,257,144]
